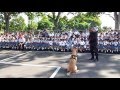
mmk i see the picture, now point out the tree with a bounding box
[25,12,40,31]
[0,14,5,31]
[87,12,120,30]
[58,16,69,31]
[67,13,101,31]
[99,12,120,30]
[9,16,26,31]
[47,12,63,30]
[113,12,120,30]
[27,21,38,30]
[0,12,20,32]
[37,15,54,30]
[25,12,35,30]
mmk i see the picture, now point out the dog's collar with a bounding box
[71,55,77,57]
[70,55,77,60]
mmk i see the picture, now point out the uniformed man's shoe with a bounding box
[94,58,99,62]
[88,58,94,60]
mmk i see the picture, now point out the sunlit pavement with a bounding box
[0,50,120,78]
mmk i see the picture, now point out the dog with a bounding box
[67,48,79,76]
[71,47,78,56]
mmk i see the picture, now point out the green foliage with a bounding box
[0,12,103,32]
[25,12,35,20]
[47,12,63,30]
[0,12,21,32]
[27,21,38,30]
[58,16,69,31]
[9,16,26,31]
[38,15,54,30]
[67,13,101,31]
[0,17,5,31]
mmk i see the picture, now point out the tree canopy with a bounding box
[1,12,118,33]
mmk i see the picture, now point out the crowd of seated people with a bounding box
[0,30,119,54]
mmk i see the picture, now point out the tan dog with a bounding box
[67,47,79,76]
[71,47,78,56]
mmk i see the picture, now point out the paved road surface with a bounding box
[0,50,119,78]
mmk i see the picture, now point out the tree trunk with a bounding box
[118,12,120,30]
[4,12,10,33]
[5,18,9,33]
[52,12,62,30]
[114,12,119,30]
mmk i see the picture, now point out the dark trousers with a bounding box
[18,43,24,50]
[90,44,98,59]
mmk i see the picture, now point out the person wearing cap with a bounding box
[88,27,99,61]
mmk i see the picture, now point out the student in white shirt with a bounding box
[79,39,85,52]
[110,40,115,53]
[59,40,63,51]
[61,40,66,52]
[18,36,26,50]
[113,40,118,52]
[0,36,2,42]
[85,40,89,51]
[99,40,104,52]
[103,40,108,53]
[56,39,60,51]
[48,40,53,50]
[118,40,120,53]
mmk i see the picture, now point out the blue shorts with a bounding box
[118,44,120,50]
[98,44,104,49]
[103,45,107,49]
[106,45,111,49]
[114,46,118,49]
[110,45,114,50]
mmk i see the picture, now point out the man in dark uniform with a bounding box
[88,27,99,61]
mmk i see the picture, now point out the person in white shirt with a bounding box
[106,40,111,53]
[0,35,2,42]
[73,38,78,47]
[118,40,120,53]
[111,40,115,53]
[80,39,85,52]
[61,39,66,52]
[32,38,39,50]
[99,40,104,52]
[18,36,26,50]
[85,40,89,51]
[59,40,63,51]
[113,40,118,52]
[103,40,108,53]
[56,39,60,51]
[48,39,53,50]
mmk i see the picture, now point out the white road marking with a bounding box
[0,61,61,78]
[0,51,61,78]
[49,67,61,78]
[0,51,31,62]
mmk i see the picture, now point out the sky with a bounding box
[19,12,115,29]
